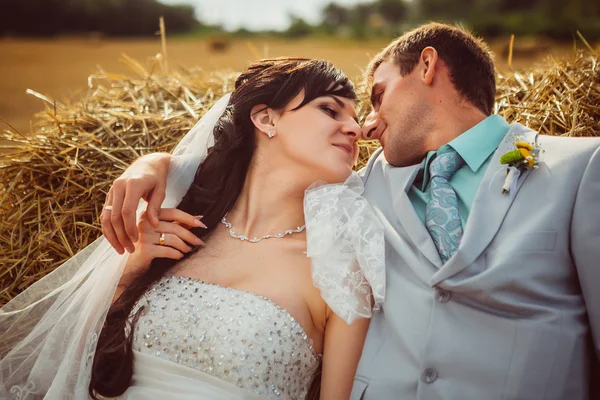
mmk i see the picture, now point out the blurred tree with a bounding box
[285,16,313,38]
[415,0,600,39]
[374,0,408,36]
[0,0,199,36]
[323,3,351,31]
[376,0,408,25]
[348,3,377,38]
[418,0,477,20]
[497,0,541,12]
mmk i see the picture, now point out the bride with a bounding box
[0,57,384,399]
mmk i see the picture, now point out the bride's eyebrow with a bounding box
[325,95,358,123]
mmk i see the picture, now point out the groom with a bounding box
[102,23,600,399]
[349,23,600,399]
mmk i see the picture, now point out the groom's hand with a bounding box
[101,153,171,254]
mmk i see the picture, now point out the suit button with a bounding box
[421,368,438,383]
[435,288,452,303]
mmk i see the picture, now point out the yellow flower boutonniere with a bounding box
[498,136,542,196]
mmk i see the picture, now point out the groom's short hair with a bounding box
[366,22,496,115]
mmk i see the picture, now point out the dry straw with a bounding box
[1,47,599,304]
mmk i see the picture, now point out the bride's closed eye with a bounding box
[319,104,339,118]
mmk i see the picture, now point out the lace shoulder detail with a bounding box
[304,172,385,324]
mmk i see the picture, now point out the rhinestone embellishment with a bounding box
[131,276,321,399]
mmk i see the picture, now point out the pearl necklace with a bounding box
[220,214,306,243]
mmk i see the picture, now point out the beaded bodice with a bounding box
[131,276,321,400]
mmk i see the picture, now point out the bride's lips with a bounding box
[332,143,353,157]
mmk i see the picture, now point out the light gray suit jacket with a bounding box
[351,124,600,400]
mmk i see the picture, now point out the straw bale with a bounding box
[1,50,599,304]
[496,51,599,137]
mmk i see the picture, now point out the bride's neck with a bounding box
[226,161,306,238]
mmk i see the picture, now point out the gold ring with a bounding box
[104,205,113,211]
[159,232,166,246]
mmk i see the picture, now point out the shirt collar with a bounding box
[448,114,510,173]
[418,115,510,191]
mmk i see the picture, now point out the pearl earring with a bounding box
[267,130,275,138]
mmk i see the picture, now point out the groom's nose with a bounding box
[361,111,382,141]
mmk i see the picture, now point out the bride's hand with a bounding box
[101,153,172,255]
[125,208,206,274]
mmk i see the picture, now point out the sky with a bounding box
[159,0,370,31]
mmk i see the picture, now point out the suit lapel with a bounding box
[388,160,444,268]
[431,124,538,286]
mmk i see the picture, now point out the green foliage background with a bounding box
[1,0,599,40]
[0,0,200,36]
[309,0,600,40]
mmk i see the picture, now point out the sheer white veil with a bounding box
[0,93,232,399]
[0,88,387,399]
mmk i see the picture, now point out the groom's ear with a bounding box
[250,104,277,136]
[420,47,439,86]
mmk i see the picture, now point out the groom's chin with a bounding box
[384,149,422,168]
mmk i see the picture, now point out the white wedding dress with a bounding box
[124,276,320,399]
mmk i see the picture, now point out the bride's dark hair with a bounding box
[89,57,356,399]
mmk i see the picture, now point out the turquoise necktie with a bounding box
[425,148,465,264]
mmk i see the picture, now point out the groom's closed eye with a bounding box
[370,84,384,109]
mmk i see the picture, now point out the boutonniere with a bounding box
[497,135,542,197]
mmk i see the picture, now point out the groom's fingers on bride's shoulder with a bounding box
[101,188,125,254]
[122,185,146,243]
[146,182,167,228]
[109,184,135,253]
[159,208,207,229]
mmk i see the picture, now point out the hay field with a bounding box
[0,36,588,140]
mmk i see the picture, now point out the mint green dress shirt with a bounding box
[409,115,511,226]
